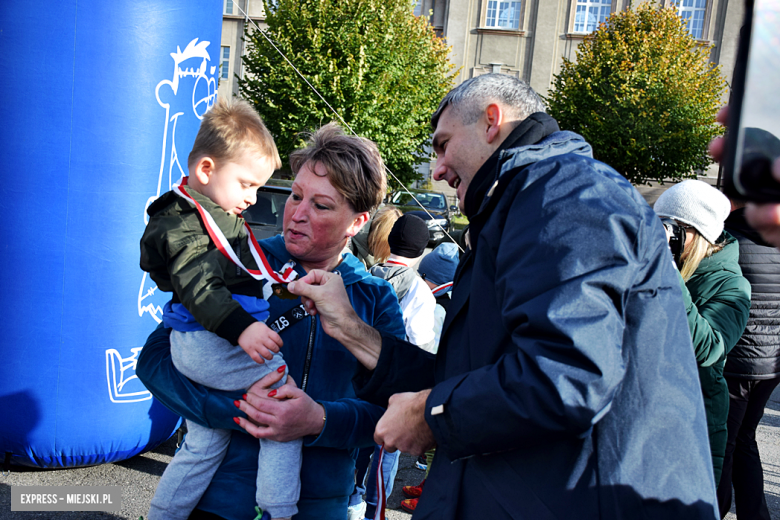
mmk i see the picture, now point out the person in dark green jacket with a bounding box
[654,180,752,486]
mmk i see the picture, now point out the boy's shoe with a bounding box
[253,506,271,520]
[402,479,425,499]
[347,500,367,520]
[415,456,427,471]
[400,498,419,513]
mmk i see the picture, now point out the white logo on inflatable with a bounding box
[106,347,152,403]
[138,38,218,324]
[107,39,217,404]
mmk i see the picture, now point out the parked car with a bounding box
[242,179,292,240]
[388,188,455,246]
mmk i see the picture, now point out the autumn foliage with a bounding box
[546,3,726,185]
[239,0,456,186]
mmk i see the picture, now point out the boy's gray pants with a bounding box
[148,329,302,520]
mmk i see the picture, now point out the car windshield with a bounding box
[243,190,289,226]
[391,191,446,209]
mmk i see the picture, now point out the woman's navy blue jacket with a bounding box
[356,130,720,519]
[136,235,406,520]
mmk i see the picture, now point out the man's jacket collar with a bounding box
[462,112,560,219]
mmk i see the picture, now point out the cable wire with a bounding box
[234,1,464,252]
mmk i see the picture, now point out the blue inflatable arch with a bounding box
[0,0,222,468]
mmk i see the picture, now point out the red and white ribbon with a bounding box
[173,177,297,285]
[376,445,387,520]
[385,259,410,267]
[432,282,453,296]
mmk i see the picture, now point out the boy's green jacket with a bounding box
[680,232,751,483]
[140,186,264,346]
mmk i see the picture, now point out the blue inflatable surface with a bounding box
[0,0,221,468]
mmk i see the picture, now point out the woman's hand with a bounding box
[234,369,325,442]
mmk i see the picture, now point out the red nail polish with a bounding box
[233,417,240,425]
[268,389,277,397]
[234,400,240,408]
[277,365,286,373]
[242,394,248,400]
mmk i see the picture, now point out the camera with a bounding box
[661,218,687,268]
[722,0,780,202]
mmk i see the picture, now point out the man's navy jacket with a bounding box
[356,124,719,519]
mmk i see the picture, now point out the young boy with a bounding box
[140,97,300,520]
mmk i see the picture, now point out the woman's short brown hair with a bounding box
[188,97,281,170]
[289,123,386,213]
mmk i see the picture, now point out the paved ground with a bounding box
[0,433,420,519]
[4,382,780,520]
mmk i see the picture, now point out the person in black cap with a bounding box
[370,214,436,350]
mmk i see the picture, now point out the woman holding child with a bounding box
[137,117,405,520]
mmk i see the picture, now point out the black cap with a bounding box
[388,214,429,258]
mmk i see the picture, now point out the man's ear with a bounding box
[193,156,216,185]
[346,211,371,238]
[484,103,504,145]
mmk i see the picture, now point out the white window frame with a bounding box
[224,0,234,15]
[570,0,615,34]
[221,46,231,81]
[670,0,708,40]
[480,1,524,31]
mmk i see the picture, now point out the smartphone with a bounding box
[722,0,780,202]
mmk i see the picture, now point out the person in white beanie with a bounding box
[654,179,752,487]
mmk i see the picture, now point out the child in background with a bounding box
[140,97,300,520]
[370,214,436,350]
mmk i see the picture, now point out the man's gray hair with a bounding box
[431,73,546,130]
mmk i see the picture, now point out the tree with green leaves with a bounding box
[239,0,456,187]
[546,3,726,185]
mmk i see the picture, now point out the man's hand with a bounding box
[238,321,283,364]
[288,270,355,339]
[234,371,326,442]
[374,389,436,456]
[288,270,382,369]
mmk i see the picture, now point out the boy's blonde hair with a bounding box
[368,206,403,263]
[289,123,386,213]
[188,97,281,170]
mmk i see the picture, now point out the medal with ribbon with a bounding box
[172,177,298,295]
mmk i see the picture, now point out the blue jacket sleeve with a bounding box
[136,324,244,430]
[306,398,385,449]
[425,170,648,460]
[353,334,436,407]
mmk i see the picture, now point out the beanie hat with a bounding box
[653,180,731,244]
[388,214,429,258]
[418,242,459,287]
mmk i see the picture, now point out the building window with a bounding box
[573,0,612,33]
[413,0,422,16]
[221,46,231,80]
[672,0,706,39]
[224,0,234,15]
[485,1,522,29]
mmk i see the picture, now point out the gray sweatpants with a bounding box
[148,329,302,520]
